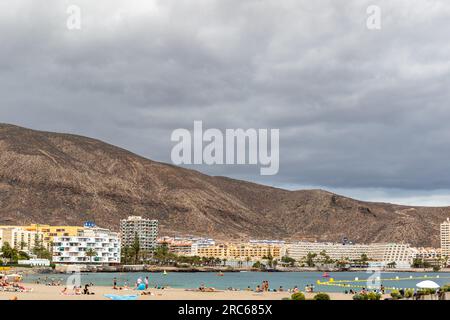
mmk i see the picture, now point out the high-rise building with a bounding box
[441,218,450,258]
[120,216,158,251]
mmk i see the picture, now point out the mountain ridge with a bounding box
[0,123,448,247]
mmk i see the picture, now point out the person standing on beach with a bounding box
[145,276,149,290]
[113,277,117,289]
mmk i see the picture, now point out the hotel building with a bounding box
[52,226,120,264]
[286,242,414,265]
[0,226,44,253]
[157,236,216,256]
[23,224,85,249]
[410,247,441,266]
[441,218,450,259]
[196,242,283,261]
[120,216,159,251]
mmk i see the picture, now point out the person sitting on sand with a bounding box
[74,286,82,295]
[278,286,284,292]
[83,284,94,295]
[60,287,73,295]
[136,277,142,288]
[255,285,262,293]
[198,283,216,292]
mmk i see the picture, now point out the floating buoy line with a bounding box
[316,275,450,291]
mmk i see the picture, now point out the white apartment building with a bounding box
[286,242,383,262]
[382,243,412,264]
[441,218,450,258]
[410,247,441,265]
[0,226,44,253]
[52,227,120,264]
[120,216,158,251]
[286,242,413,265]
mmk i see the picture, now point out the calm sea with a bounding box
[22,271,450,292]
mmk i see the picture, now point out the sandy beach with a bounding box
[0,283,369,300]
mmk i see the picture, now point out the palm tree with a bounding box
[304,252,317,267]
[20,241,27,250]
[1,242,19,263]
[132,233,140,264]
[85,248,97,263]
[245,256,251,267]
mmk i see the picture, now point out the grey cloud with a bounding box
[1,0,450,204]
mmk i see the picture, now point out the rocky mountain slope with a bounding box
[0,123,448,246]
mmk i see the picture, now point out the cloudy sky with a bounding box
[1,0,450,206]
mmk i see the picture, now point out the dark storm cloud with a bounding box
[1,0,450,204]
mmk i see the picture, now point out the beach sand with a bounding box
[0,284,371,300]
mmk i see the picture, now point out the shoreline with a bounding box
[17,266,450,275]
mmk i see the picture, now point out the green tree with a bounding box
[304,252,317,267]
[281,256,296,267]
[132,233,141,264]
[319,250,334,264]
[32,244,52,260]
[360,254,369,263]
[1,242,19,263]
[85,248,97,263]
[263,253,274,268]
[18,251,30,261]
[19,241,27,250]
[387,261,396,269]
[121,245,131,264]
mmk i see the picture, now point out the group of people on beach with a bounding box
[112,276,166,291]
[255,280,270,292]
[0,275,31,293]
[35,277,63,286]
[60,284,94,296]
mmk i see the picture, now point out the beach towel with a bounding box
[104,294,140,300]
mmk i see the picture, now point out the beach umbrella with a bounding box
[416,280,440,289]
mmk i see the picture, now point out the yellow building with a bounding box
[24,224,84,248]
[0,224,84,250]
[197,243,282,261]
